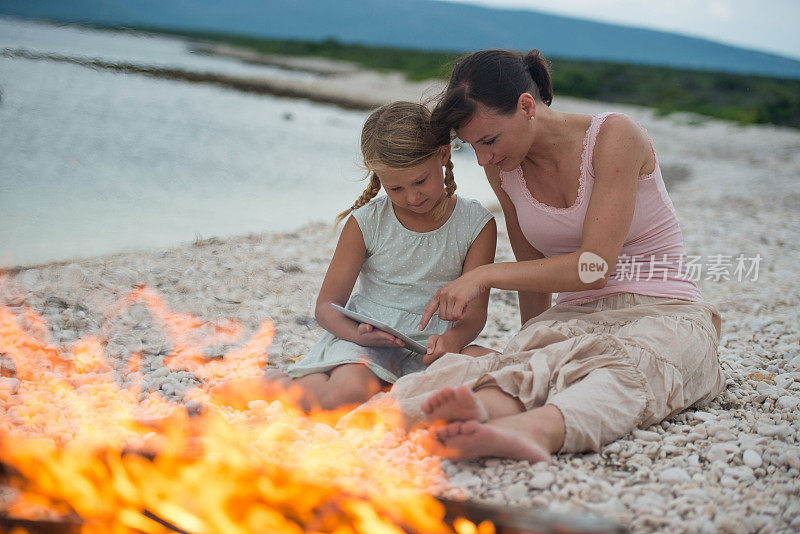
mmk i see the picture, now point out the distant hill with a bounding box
[2,0,800,80]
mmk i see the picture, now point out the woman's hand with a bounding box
[419,267,489,330]
[423,334,462,365]
[355,323,406,348]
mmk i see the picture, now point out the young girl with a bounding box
[267,101,497,411]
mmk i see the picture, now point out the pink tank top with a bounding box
[500,112,701,306]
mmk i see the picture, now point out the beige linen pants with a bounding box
[388,293,726,453]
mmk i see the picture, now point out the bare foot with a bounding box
[435,420,551,463]
[421,385,488,423]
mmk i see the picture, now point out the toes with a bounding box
[435,421,461,441]
[423,386,454,414]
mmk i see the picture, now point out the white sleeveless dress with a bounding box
[286,194,493,383]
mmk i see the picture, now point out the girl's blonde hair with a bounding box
[335,101,456,225]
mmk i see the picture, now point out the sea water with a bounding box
[0,17,492,268]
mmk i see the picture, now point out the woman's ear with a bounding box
[518,92,537,120]
[440,144,452,165]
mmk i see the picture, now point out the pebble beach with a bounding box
[2,50,800,532]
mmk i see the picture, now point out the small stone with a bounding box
[757,423,790,438]
[248,400,268,411]
[506,481,529,500]
[529,471,556,490]
[449,471,482,489]
[784,452,800,470]
[693,411,716,422]
[725,466,755,482]
[743,449,762,469]
[0,377,20,395]
[787,356,800,371]
[775,395,800,410]
[707,443,739,462]
[682,488,710,502]
[774,374,795,389]
[714,430,737,441]
[632,429,661,442]
[151,367,170,379]
[659,467,691,484]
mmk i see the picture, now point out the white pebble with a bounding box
[775,395,800,410]
[151,367,170,379]
[632,429,661,442]
[529,471,556,490]
[774,374,795,389]
[659,467,691,484]
[0,377,19,395]
[448,471,482,489]
[707,443,739,462]
[743,449,763,469]
[725,466,755,482]
[757,423,791,438]
[693,411,716,422]
[506,481,529,500]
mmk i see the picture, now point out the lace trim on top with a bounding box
[506,114,597,214]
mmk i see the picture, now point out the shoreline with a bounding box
[2,44,444,111]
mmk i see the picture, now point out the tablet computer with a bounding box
[331,303,428,354]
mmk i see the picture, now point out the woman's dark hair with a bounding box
[430,49,552,143]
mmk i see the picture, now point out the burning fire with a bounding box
[0,287,493,533]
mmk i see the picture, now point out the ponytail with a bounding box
[431,49,555,135]
[522,49,553,106]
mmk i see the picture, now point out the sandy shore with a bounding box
[2,52,800,531]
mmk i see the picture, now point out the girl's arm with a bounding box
[315,216,406,348]
[421,114,650,325]
[423,217,497,364]
[485,165,552,326]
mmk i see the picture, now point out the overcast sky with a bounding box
[437,0,800,60]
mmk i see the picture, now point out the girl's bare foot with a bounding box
[421,385,488,423]
[435,420,551,463]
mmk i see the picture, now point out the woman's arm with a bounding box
[485,166,552,326]
[315,216,406,348]
[424,217,497,364]
[421,115,651,325]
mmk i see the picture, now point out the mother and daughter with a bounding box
[265,49,725,463]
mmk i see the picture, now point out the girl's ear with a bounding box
[518,92,536,120]
[440,144,452,165]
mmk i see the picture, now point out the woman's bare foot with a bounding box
[421,385,488,423]
[434,420,551,463]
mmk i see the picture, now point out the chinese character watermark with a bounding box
[608,254,761,282]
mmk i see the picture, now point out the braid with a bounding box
[335,172,382,226]
[444,158,456,197]
[431,158,457,220]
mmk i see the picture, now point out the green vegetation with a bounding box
[131,27,800,128]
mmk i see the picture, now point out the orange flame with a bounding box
[0,288,491,534]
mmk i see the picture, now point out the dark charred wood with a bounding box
[437,498,627,534]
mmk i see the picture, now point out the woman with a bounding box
[385,49,725,462]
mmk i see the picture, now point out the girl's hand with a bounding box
[419,268,488,330]
[423,334,461,366]
[355,323,406,348]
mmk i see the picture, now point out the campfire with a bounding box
[0,286,493,533]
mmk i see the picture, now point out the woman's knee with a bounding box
[461,344,500,357]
